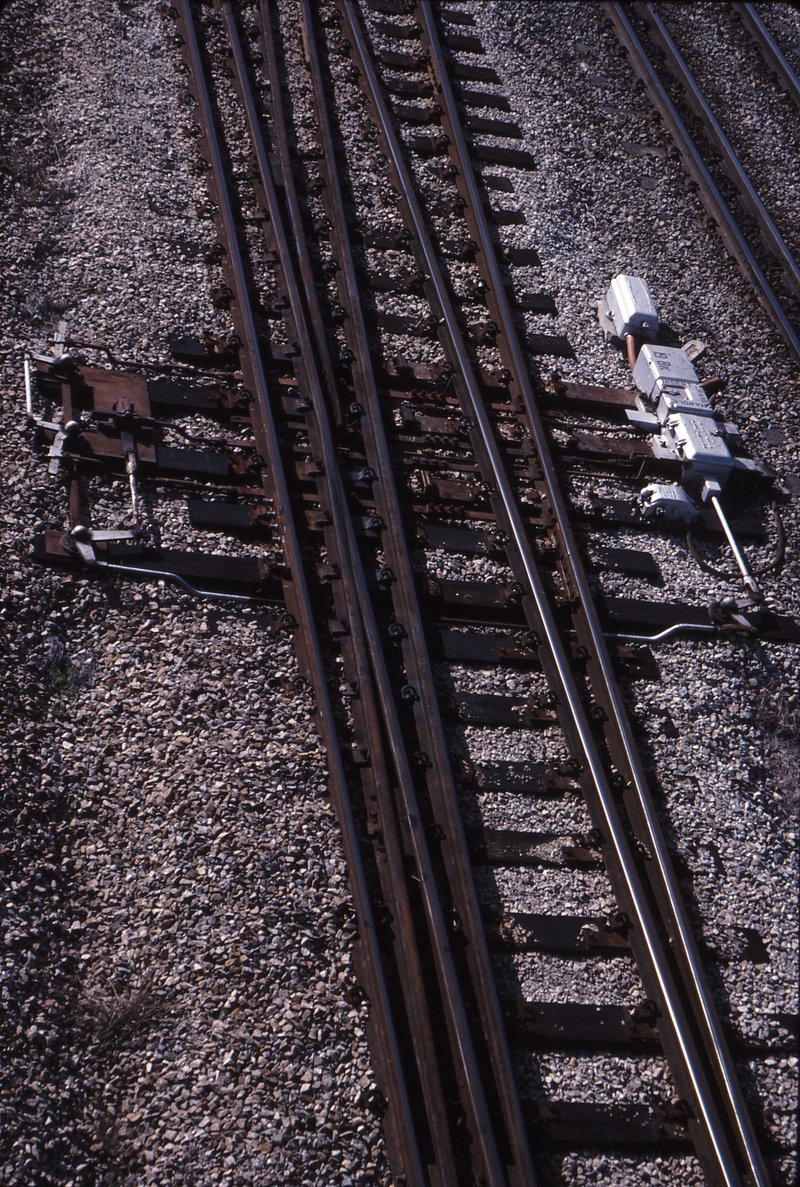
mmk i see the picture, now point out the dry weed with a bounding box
[756,689,800,818]
[80,976,167,1044]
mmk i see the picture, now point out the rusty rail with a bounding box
[172,5,427,1182]
[161,2,780,1184]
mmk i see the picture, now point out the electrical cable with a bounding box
[687,502,785,580]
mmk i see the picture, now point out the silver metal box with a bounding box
[640,483,698,524]
[606,275,660,339]
[633,344,699,399]
[663,413,735,485]
[656,382,714,422]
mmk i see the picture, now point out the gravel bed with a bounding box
[3,2,798,1185]
[0,3,389,1185]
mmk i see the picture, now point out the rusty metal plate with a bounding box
[80,366,151,417]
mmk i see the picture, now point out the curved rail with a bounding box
[237,4,511,1177]
[733,1,800,113]
[222,5,459,1180]
[606,1,800,366]
[342,2,772,1183]
[295,5,538,1184]
[172,6,427,1184]
[190,2,540,1182]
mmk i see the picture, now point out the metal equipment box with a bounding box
[633,343,699,396]
[606,275,660,339]
[655,382,714,422]
[640,482,699,524]
[663,414,735,485]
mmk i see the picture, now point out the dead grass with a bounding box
[80,976,167,1044]
[756,689,800,819]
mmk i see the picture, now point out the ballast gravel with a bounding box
[2,2,799,1186]
[0,3,388,1186]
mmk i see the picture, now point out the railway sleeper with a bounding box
[54,5,792,1185]
[485,910,768,964]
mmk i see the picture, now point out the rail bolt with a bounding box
[632,999,661,1025]
[605,911,631,936]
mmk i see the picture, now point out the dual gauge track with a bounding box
[27,3,799,1186]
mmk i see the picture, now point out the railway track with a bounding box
[23,2,798,1185]
[606,2,800,365]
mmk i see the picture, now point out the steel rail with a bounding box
[417,6,771,1185]
[253,3,523,1178]
[733,1,800,114]
[227,3,522,1179]
[224,6,454,1178]
[299,5,538,1183]
[343,2,767,1184]
[638,2,800,301]
[224,4,460,1180]
[605,2,800,367]
[417,9,773,1187]
[172,7,426,1186]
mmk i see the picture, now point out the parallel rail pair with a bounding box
[607,2,800,365]
[170,3,776,1185]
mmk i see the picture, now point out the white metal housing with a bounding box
[640,483,699,524]
[606,274,660,339]
[663,414,736,485]
[633,343,700,398]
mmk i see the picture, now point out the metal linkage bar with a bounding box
[637,2,800,302]
[171,7,426,1185]
[341,2,769,1184]
[23,354,34,423]
[733,1,800,114]
[710,495,761,598]
[605,1,800,366]
[93,560,259,602]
